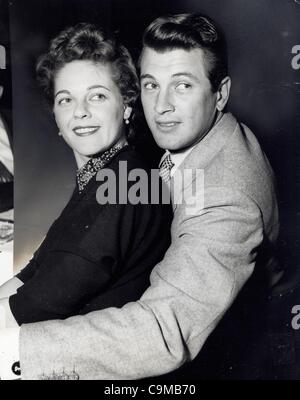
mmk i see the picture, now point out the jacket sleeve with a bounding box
[17,258,39,284]
[9,203,138,325]
[19,185,266,379]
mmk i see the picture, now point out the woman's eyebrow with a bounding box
[55,85,111,98]
[87,84,110,91]
[54,89,70,98]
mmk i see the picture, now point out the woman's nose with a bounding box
[73,100,91,119]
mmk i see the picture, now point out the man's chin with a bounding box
[159,143,186,153]
[153,137,182,152]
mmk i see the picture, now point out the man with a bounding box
[0,13,278,380]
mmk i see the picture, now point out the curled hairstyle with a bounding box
[36,23,140,139]
[142,13,228,92]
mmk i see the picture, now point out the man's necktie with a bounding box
[159,154,174,183]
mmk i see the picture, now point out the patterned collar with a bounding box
[159,146,195,178]
[76,142,128,193]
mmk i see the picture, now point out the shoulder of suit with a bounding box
[183,113,275,196]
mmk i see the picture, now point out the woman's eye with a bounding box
[89,93,107,102]
[58,97,72,106]
[143,82,158,90]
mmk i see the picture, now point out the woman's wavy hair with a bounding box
[36,23,140,141]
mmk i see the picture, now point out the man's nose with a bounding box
[154,89,175,114]
[73,100,91,119]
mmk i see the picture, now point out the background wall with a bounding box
[10,0,300,283]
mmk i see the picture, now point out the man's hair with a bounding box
[142,13,228,92]
[36,23,139,107]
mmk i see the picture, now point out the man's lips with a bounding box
[155,120,181,131]
[72,126,100,136]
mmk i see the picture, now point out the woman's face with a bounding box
[53,60,131,161]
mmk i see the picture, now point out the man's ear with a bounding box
[123,106,132,121]
[216,76,231,111]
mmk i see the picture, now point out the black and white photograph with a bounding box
[0,0,299,382]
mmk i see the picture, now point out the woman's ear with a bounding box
[216,76,231,112]
[123,106,132,121]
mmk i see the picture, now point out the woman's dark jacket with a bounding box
[10,146,172,324]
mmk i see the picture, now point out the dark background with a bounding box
[7,0,300,378]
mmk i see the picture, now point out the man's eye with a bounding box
[143,82,158,90]
[58,97,72,106]
[89,93,107,102]
[176,82,192,91]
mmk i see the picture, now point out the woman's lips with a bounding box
[72,126,100,136]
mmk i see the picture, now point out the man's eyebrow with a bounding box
[171,72,200,82]
[140,73,155,80]
[140,72,200,82]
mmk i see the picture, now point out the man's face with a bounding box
[140,47,219,152]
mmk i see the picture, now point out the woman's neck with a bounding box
[73,135,128,169]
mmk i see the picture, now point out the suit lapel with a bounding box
[170,113,238,208]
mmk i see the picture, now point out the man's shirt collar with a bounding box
[159,145,196,177]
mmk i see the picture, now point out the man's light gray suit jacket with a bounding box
[19,112,279,379]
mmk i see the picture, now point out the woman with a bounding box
[0,23,171,326]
